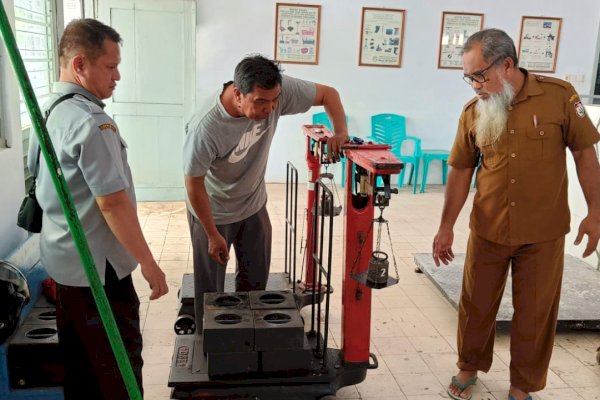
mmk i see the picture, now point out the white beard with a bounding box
[474,79,515,147]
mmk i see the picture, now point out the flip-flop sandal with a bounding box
[508,395,532,400]
[447,375,478,400]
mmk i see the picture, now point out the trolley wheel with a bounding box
[174,314,196,335]
[596,346,600,365]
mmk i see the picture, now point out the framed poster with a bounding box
[274,3,320,64]
[517,16,562,72]
[438,12,484,69]
[359,7,405,68]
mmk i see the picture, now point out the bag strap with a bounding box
[34,92,90,178]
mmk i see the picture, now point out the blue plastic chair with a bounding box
[419,150,449,193]
[312,112,349,187]
[369,113,421,194]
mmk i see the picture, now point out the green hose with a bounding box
[0,6,142,400]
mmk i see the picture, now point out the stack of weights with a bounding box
[7,296,64,388]
[203,290,312,377]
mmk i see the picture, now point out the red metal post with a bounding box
[302,125,333,290]
[340,145,402,364]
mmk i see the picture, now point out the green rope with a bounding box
[0,7,142,400]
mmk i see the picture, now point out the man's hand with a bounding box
[432,226,455,267]
[97,190,169,300]
[574,214,600,257]
[327,133,350,162]
[572,146,600,258]
[208,232,229,265]
[140,261,168,300]
[312,83,348,162]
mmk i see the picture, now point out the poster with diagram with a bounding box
[518,16,562,72]
[359,8,405,67]
[275,3,320,64]
[438,12,484,69]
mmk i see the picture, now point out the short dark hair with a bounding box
[233,55,283,95]
[59,18,122,67]
[463,28,518,66]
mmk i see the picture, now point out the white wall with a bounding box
[0,0,27,258]
[195,0,600,184]
[1,0,599,262]
[567,106,600,268]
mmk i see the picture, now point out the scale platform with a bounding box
[413,253,600,330]
[168,334,364,400]
[169,272,366,399]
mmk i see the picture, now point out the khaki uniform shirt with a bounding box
[449,70,600,245]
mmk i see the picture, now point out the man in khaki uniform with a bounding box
[432,29,600,400]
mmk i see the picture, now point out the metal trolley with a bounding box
[168,125,403,399]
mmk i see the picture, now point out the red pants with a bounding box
[457,233,564,392]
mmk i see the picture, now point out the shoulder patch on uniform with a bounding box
[534,74,571,89]
[99,123,117,133]
[568,94,580,104]
[574,101,586,118]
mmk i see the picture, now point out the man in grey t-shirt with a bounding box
[183,55,349,329]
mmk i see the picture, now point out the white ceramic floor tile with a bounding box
[143,383,173,400]
[393,372,445,396]
[355,372,405,398]
[130,186,600,399]
[382,354,431,375]
[575,386,600,400]
[142,345,175,365]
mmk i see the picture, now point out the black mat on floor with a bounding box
[413,253,600,330]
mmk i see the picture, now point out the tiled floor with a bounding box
[134,184,600,400]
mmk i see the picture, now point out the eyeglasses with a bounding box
[462,57,504,85]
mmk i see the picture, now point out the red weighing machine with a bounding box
[168,124,402,400]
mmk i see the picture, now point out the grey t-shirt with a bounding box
[28,82,137,286]
[183,75,316,224]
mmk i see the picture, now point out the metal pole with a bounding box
[0,5,141,399]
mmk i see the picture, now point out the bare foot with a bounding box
[448,370,478,399]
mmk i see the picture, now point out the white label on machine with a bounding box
[307,170,314,190]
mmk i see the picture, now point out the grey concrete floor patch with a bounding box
[413,253,600,329]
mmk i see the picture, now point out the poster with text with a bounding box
[438,12,484,69]
[518,16,562,72]
[275,3,320,64]
[359,8,405,68]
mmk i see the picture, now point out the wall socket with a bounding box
[565,74,585,83]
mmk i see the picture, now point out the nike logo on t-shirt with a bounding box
[228,122,271,163]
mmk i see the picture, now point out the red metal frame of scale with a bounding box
[302,124,402,365]
[302,124,334,291]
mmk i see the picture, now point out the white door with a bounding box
[98,0,195,200]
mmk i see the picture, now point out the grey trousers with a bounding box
[187,205,272,330]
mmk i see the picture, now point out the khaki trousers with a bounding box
[457,233,564,392]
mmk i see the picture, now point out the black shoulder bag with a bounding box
[17,93,79,233]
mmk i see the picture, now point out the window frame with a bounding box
[14,0,62,181]
[0,53,5,149]
[590,19,600,105]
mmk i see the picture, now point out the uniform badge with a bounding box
[574,101,586,118]
[568,94,579,104]
[99,123,117,133]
